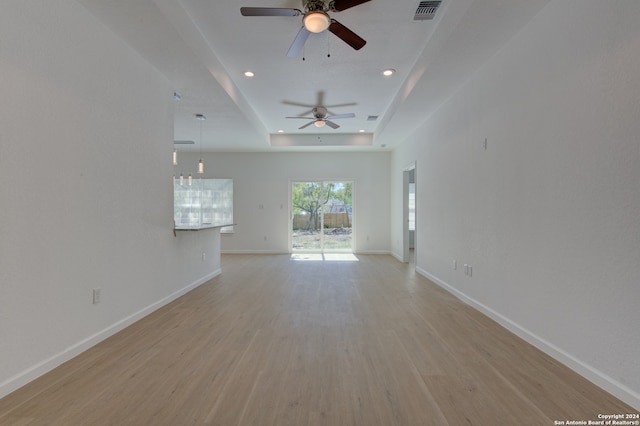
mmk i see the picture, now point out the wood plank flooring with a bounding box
[0,254,635,425]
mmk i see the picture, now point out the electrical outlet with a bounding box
[93,288,101,304]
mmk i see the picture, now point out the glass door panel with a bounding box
[322,182,352,252]
[291,181,323,251]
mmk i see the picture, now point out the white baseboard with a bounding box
[415,266,640,411]
[390,251,404,262]
[354,250,391,255]
[0,269,220,400]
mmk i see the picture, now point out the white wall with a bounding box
[177,152,391,254]
[391,0,640,409]
[0,1,219,398]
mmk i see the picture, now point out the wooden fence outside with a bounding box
[293,212,350,230]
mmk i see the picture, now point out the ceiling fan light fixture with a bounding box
[304,11,330,33]
[314,119,326,128]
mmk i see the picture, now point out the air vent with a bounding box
[174,140,195,145]
[367,115,379,121]
[414,1,442,20]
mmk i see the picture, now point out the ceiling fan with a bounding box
[286,106,355,129]
[240,0,371,57]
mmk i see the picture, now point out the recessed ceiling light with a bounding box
[277,129,284,133]
[244,71,255,77]
[382,69,395,77]
[359,129,365,133]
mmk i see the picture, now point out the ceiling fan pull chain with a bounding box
[327,31,331,57]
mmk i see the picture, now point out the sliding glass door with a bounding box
[291,181,353,253]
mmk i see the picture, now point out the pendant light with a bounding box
[172,91,180,178]
[173,152,178,185]
[196,114,206,175]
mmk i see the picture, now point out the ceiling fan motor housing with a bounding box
[304,0,328,13]
[313,106,328,118]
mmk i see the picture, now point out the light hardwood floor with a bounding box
[0,254,635,425]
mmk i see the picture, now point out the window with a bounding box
[174,178,233,232]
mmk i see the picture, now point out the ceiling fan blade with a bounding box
[240,7,301,16]
[298,121,316,130]
[325,120,340,129]
[327,113,355,120]
[282,100,315,108]
[287,27,311,58]
[286,116,315,119]
[331,0,371,12]
[282,102,314,116]
[329,20,366,50]
[325,104,356,116]
[325,102,357,108]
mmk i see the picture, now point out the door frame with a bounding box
[402,162,416,263]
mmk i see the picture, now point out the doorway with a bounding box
[291,181,353,253]
[403,163,416,263]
